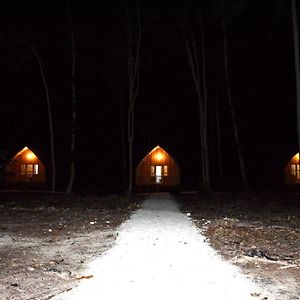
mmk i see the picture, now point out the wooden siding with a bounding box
[136,146,179,186]
[5,147,46,184]
[285,153,300,185]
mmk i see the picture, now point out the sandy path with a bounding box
[55,194,270,300]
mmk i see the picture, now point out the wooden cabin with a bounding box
[135,145,179,188]
[285,152,300,185]
[4,146,46,185]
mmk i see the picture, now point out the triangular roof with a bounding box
[137,145,178,166]
[143,145,169,159]
[13,146,30,158]
[287,153,299,164]
[13,146,36,159]
[148,145,165,155]
[10,146,43,164]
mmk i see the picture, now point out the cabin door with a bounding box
[155,166,162,183]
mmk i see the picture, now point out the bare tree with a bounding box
[120,100,128,192]
[222,24,249,192]
[215,94,223,187]
[291,0,300,153]
[65,2,77,195]
[209,0,250,192]
[29,43,56,193]
[126,1,141,195]
[183,17,210,191]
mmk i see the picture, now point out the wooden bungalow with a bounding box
[285,152,300,185]
[4,146,46,185]
[135,145,179,188]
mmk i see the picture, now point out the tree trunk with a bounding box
[127,1,141,195]
[223,24,249,192]
[29,44,56,193]
[291,0,300,154]
[215,94,223,187]
[127,103,134,194]
[66,19,76,196]
[200,26,210,190]
[120,103,127,192]
[183,21,209,191]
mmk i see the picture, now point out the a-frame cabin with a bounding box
[135,145,179,189]
[4,146,46,186]
[285,152,300,185]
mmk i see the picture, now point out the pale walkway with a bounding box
[55,194,270,300]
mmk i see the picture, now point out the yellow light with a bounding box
[155,152,164,161]
[26,152,35,161]
[292,153,300,163]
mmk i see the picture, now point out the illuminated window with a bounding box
[20,164,26,175]
[291,164,300,179]
[34,164,39,175]
[27,164,33,175]
[150,166,155,177]
[20,164,39,176]
[163,165,168,176]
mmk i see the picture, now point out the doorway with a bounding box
[155,166,162,183]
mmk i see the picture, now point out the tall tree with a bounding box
[291,0,300,154]
[183,16,210,191]
[215,93,223,188]
[120,100,128,192]
[210,0,251,192]
[65,2,77,195]
[222,24,249,192]
[126,1,141,195]
[29,43,56,193]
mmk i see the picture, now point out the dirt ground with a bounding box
[0,191,299,300]
[0,192,142,300]
[178,192,300,300]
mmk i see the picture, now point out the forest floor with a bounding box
[179,191,300,299]
[0,191,299,299]
[0,192,142,300]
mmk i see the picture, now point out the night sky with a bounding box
[0,1,297,192]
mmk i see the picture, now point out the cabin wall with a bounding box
[136,148,179,186]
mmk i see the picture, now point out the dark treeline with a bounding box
[0,0,297,193]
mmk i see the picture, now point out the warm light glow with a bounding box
[155,152,164,161]
[26,152,35,161]
[292,153,300,163]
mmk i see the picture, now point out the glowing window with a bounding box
[150,166,155,177]
[163,165,168,176]
[20,164,26,175]
[27,164,33,175]
[34,164,39,175]
[291,164,300,179]
[291,164,295,175]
